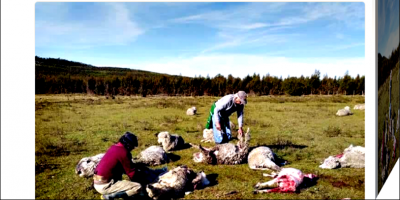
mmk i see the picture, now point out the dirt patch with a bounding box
[35,163,60,174]
[332,181,349,188]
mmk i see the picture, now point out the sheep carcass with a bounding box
[336,106,353,116]
[75,153,104,178]
[186,107,197,116]
[146,165,210,200]
[319,144,365,169]
[135,145,170,166]
[192,128,250,165]
[353,104,365,110]
[75,150,167,184]
[248,146,282,172]
[156,131,185,152]
[201,122,237,143]
[253,168,317,193]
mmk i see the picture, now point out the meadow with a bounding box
[377,62,400,192]
[35,94,365,199]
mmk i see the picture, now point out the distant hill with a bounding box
[35,56,179,78]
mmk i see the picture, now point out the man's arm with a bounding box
[237,106,244,135]
[120,152,137,180]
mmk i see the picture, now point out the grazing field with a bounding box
[35,94,365,199]
[377,62,400,192]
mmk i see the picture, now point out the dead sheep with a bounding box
[353,104,365,110]
[336,106,353,116]
[248,146,282,172]
[75,153,104,178]
[319,144,365,169]
[135,145,170,166]
[156,131,185,152]
[75,151,167,181]
[191,128,251,165]
[253,168,318,193]
[186,107,197,116]
[146,165,210,200]
[201,129,214,143]
[201,122,237,143]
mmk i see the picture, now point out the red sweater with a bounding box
[95,143,136,181]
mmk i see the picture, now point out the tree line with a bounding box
[35,56,365,96]
[378,43,400,88]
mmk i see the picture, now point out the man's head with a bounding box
[119,132,138,151]
[234,91,247,105]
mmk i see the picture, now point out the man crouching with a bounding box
[93,132,143,200]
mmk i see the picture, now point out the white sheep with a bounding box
[135,145,170,166]
[248,146,282,172]
[201,122,237,143]
[156,131,185,152]
[201,129,214,143]
[191,128,250,165]
[146,165,210,200]
[353,104,365,110]
[186,107,197,116]
[336,106,353,116]
[75,153,104,178]
[75,150,168,182]
[319,144,365,169]
[253,168,317,193]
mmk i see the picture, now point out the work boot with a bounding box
[101,191,129,200]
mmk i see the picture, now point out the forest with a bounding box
[378,43,400,88]
[35,56,365,97]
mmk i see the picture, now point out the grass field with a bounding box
[35,94,365,199]
[377,62,400,193]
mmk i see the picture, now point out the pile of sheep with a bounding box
[75,106,365,199]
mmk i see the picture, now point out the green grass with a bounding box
[35,94,365,199]
[377,62,400,193]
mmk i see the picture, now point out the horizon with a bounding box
[35,2,365,79]
[36,55,364,80]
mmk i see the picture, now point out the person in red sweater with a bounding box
[93,132,142,200]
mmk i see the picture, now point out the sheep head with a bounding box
[157,131,171,145]
[75,153,104,178]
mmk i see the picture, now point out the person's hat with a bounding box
[236,91,247,105]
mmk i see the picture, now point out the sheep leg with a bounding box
[254,187,286,194]
[189,143,200,149]
[250,166,272,171]
[250,166,279,172]
[253,189,271,194]
[254,179,278,190]
[263,171,278,178]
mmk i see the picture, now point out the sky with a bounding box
[35,2,365,79]
[378,0,399,59]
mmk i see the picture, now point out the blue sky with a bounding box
[378,0,399,59]
[35,2,365,78]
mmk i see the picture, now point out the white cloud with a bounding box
[327,43,365,51]
[36,2,144,48]
[99,54,365,79]
[168,2,364,54]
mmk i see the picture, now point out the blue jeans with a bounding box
[212,114,231,144]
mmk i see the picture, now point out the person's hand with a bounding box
[216,122,221,131]
[238,127,243,137]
